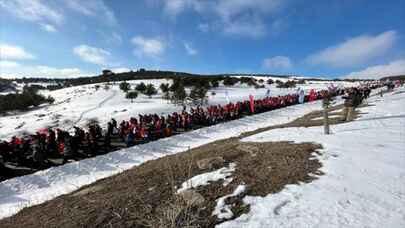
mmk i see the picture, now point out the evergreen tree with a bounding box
[267,79,274,85]
[170,78,182,92]
[135,82,147,92]
[211,80,219,88]
[171,84,187,104]
[160,83,170,99]
[119,81,131,93]
[189,86,208,105]
[126,91,138,103]
[144,84,157,98]
[160,83,170,93]
[223,77,238,86]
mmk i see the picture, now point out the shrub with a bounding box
[126,91,138,103]
[0,81,16,93]
[46,84,64,91]
[144,84,157,98]
[171,84,187,104]
[254,84,265,89]
[135,82,147,92]
[0,90,54,113]
[240,77,253,84]
[119,81,131,92]
[211,80,219,88]
[267,79,274,85]
[189,86,208,105]
[276,80,296,88]
[160,83,170,93]
[223,77,238,86]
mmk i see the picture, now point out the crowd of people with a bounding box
[0,82,386,175]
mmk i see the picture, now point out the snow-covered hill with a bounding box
[0,78,357,140]
[0,89,338,219]
[0,82,402,226]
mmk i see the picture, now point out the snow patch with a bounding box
[177,163,236,193]
[213,184,247,220]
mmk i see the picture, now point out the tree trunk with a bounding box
[323,107,330,135]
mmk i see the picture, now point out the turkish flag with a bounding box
[38,128,49,135]
[249,95,255,114]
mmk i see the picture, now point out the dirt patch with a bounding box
[241,103,367,138]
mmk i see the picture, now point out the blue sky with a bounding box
[1,0,405,79]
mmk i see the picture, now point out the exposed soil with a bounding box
[0,103,362,228]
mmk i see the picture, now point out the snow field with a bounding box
[0,94,332,219]
[218,87,405,228]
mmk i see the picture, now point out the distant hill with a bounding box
[0,79,16,93]
[0,70,370,88]
[380,75,405,81]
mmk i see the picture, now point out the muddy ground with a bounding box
[0,103,364,228]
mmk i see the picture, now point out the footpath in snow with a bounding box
[218,88,405,228]
[0,97,330,219]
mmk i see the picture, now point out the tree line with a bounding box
[0,86,54,113]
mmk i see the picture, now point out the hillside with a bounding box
[0,85,403,227]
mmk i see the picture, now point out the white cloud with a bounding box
[307,30,397,67]
[73,45,111,65]
[198,23,210,32]
[184,42,198,55]
[131,36,165,58]
[65,0,118,26]
[162,0,204,17]
[0,60,20,68]
[263,56,293,70]
[0,64,92,79]
[106,32,122,45]
[223,16,266,38]
[40,23,57,33]
[163,0,187,16]
[35,66,86,78]
[161,0,287,38]
[0,44,35,60]
[0,0,63,25]
[110,67,131,73]
[344,59,405,79]
[215,0,284,20]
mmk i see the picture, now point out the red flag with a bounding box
[38,128,49,135]
[309,89,317,101]
[249,95,255,114]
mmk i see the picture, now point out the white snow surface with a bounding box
[177,163,236,193]
[218,88,405,228]
[0,94,330,219]
[213,184,247,220]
